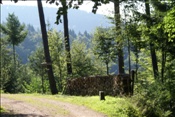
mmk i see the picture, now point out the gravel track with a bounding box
[1,94,107,117]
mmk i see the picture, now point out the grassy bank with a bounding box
[1,93,141,117]
[0,107,6,113]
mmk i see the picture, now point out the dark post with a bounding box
[99,91,105,100]
[131,70,135,95]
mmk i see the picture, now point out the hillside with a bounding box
[1,4,112,33]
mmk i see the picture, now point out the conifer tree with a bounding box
[0,13,27,69]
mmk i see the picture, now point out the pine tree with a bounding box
[0,13,27,69]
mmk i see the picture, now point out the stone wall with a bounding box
[64,74,132,96]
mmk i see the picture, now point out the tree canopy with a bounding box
[0,13,27,68]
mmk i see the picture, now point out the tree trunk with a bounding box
[145,0,159,79]
[114,0,125,74]
[127,35,131,75]
[37,0,58,94]
[135,45,139,81]
[161,46,166,83]
[106,60,109,75]
[12,44,16,69]
[0,39,0,79]
[62,1,72,75]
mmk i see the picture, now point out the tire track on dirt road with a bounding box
[1,94,107,117]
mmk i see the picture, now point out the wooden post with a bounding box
[99,91,105,100]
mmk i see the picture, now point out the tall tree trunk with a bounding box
[161,46,166,83]
[12,44,16,69]
[62,1,72,75]
[0,38,1,80]
[114,0,125,74]
[106,60,109,75]
[37,0,58,94]
[145,0,159,79]
[127,38,131,75]
[135,45,139,81]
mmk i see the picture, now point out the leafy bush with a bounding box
[133,80,175,117]
[115,103,141,117]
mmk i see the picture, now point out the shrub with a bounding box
[133,80,174,117]
[115,98,141,117]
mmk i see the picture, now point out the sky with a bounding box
[1,1,114,16]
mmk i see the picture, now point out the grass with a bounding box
[1,93,141,117]
[0,107,7,113]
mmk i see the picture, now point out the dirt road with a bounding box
[1,94,107,117]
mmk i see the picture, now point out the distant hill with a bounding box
[1,5,112,33]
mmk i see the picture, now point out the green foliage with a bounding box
[71,39,104,77]
[48,29,66,91]
[0,37,29,93]
[134,80,174,117]
[28,46,50,93]
[163,6,175,42]
[133,50,175,117]
[16,24,42,63]
[2,63,31,93]
[24,76,50,94]
[0,39,13,90]
[28,46,45,75]
[0,12,27,73]
[27,28,106,92]
[0,13,27,46]
[92,27,117,75]
[0,107,7,113]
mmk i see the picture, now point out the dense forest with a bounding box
[1,0,175,117]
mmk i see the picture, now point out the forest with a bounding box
[0,0,175,117]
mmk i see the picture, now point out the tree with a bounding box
[0,13,27,68]
[151,1,175,81]
[9,0,127,75]
[71,39,94,77]
[0,37,31,93]
[164,6,175,42]
[37,0,58,94]
[62,0,72,75]
[144,0,159,79]
[48,29,66,91]
[0,37,13,91]
[114,0,125,74]
[92,27,117,75]
[28,46,47,93]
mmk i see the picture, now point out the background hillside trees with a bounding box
[0,13,28,93]
[0,13,27,69]
[71,38,105,77]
